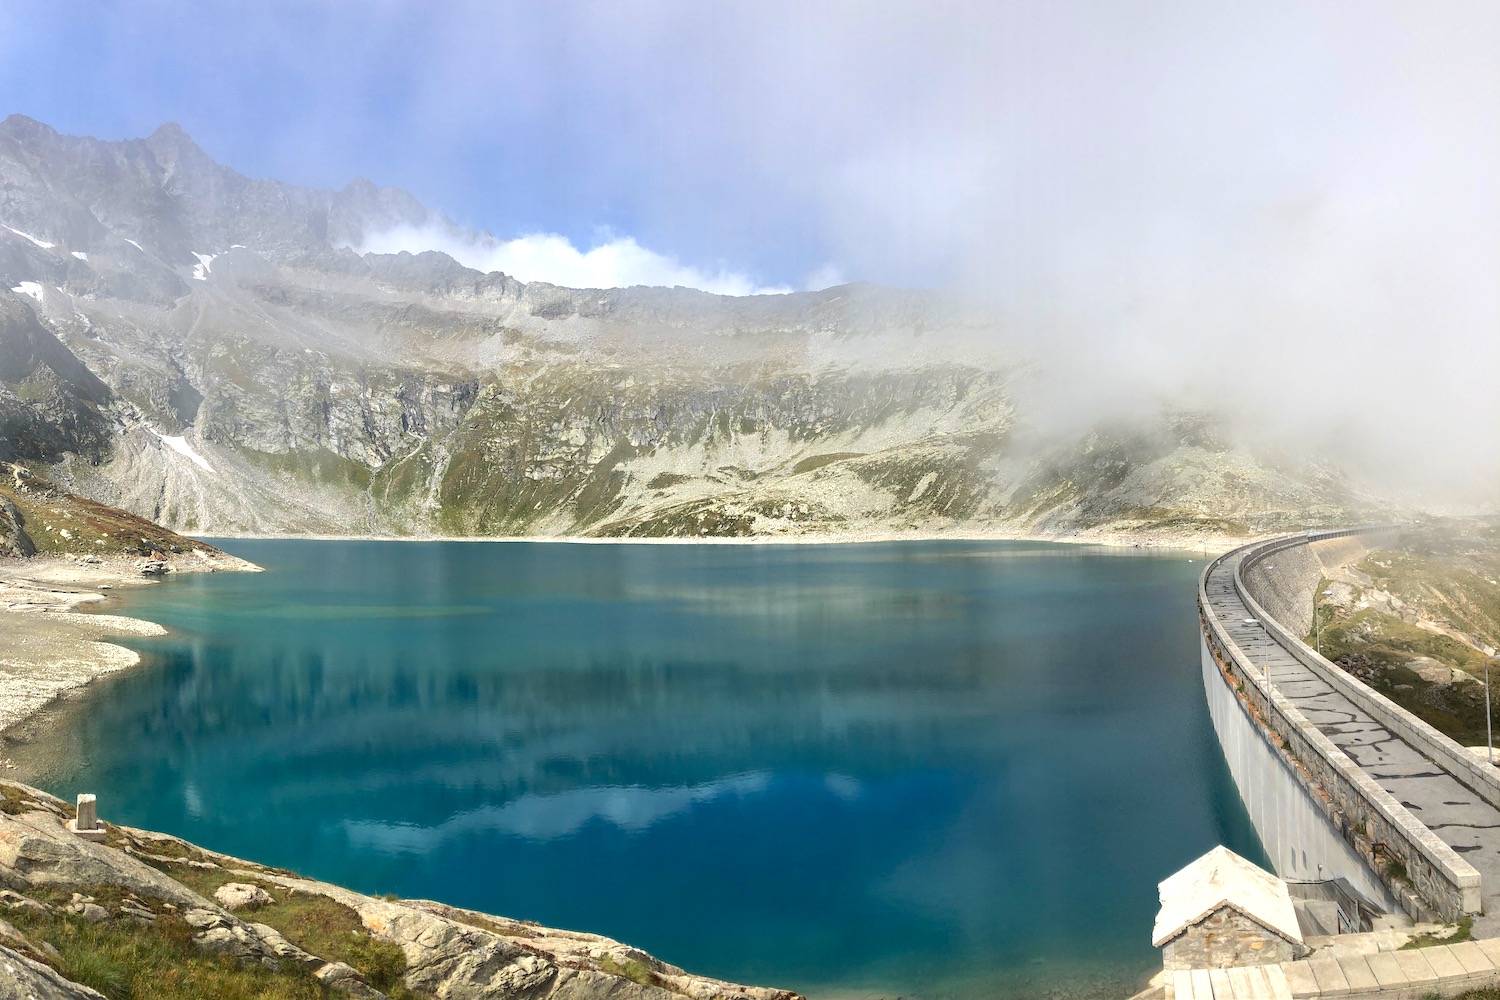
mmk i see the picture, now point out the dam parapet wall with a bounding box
[1238,530,1500,815]
[1198,636,1396,911]
[1239,530,1393,638]
[1200,528,1483,922]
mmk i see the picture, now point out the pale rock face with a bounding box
[0,943,109,999]
[314,961,386,999]
[0,115,1395,540]
[214,881,274,911]
[247,921,324,970]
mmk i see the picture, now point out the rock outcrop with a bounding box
[0,943,107,999]
[0,780,803,1000]
[0,499,33,558]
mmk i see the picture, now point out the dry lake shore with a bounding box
[0,552,257,757]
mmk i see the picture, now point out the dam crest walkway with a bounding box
[1205,545,1500,930]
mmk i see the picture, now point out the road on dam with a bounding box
[1205,547,1500,934]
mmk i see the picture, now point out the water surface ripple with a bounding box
[23,540,1264,999]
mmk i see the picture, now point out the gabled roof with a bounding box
[1152,845,1303,948]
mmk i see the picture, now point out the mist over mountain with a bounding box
[0,116,1427,540]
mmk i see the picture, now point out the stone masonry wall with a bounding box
[1161,907,1301,971]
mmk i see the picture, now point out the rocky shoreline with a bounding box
[0,553,257,750]
[0,778,805,999]
[197,525,1240,551]
[0,552,258,744]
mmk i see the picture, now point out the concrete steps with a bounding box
[1167,938,1500,998]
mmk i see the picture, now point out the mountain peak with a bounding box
[146,121,200,151]
[0,114,58,139]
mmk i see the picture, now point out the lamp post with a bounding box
[1488,657,1499,767]
[1317,589,1333,655]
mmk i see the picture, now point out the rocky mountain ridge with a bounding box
[0,115,1391,539]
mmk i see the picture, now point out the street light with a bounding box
[1488,657,1500,767]
[1317,589,1333,655]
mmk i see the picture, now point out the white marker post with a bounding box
[67,793,106,842]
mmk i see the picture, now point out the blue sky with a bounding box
[1,2,1497,304]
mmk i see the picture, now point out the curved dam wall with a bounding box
[1200,528,1483,921]
[1239,531,1386,639]
[1240,531,1500,816]
[1199,637,1396,910]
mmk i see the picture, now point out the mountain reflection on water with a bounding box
[20,540,1265,1000]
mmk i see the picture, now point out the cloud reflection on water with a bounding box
[344,771,773,853]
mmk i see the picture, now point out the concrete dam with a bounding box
[1199,527,1500,926]
[1153,527,1500,998]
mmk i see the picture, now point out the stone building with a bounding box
[1153,845,1308,970]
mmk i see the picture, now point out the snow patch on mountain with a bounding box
[2,224,55,249]
[150,429,216,473]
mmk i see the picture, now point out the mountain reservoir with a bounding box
[16,539,1263,999]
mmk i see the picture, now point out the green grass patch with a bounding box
[0,784,44,815]
[239,447,372,490]
[125,835,215,865]
[790,452,865,475]
[1321,607,1496,744]
[599,954,661,988]
[1402,915,1473,949]
[1329,609,1486,671]
[131,865,417,997]
[243,887,410,994]
[6,907,324,1000]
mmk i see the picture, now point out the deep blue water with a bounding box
[22,540,1264,998]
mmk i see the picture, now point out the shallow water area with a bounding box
[19,539,1263,999]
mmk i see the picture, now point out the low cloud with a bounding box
[803,262,847,292]
[356,224,791,296]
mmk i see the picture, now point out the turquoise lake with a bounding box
[22,539,1265,998]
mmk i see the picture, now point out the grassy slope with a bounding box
[0,460,225,559]
[0,782,420,1000]
[1316,519,1500,745]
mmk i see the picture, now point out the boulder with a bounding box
[0,805,216,911]
[315,961,387,999]
[0,499,34,558]
[1406,656,1469,685]
[0,889,48,917]
[214,881,273,911]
